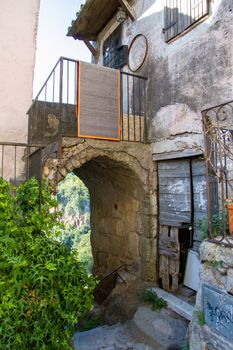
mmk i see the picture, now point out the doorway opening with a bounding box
[158,157,207,300]
[44,142,156,321]
[57,172,93,274]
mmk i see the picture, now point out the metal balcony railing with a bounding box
[0,142,43,184]
[202,100,233,247]
[28,57,147,146]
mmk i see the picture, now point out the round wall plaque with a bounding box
[128,34,148,72]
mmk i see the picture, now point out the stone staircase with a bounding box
[74,288,194,350]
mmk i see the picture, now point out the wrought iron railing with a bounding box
[0,142,43,184]
[28,57,147,145]
[94,264,126,304]
[202,100,233,247]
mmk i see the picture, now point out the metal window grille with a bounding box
[103,25,128,69]
[103,45,128,69]
[163,0,209,42]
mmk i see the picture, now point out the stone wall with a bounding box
[0,0,40,181]
[95,0,233,157]
[0,0,40,143]
[43,137,157,282]
[189,241,233,350]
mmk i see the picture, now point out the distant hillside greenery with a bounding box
[57,173,93,273]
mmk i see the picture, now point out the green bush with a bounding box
[199,213,228,240]
[0,178,96,350]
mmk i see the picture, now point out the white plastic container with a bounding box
[183,249,201,291]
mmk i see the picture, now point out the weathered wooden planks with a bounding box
[158,160,191,226]
[68,0,119,40]
[159,225,180,292]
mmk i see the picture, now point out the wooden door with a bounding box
[158,158,209,291]
[158,159,191,291]
[158,160,192,226]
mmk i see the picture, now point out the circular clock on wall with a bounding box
[128,34,148,72]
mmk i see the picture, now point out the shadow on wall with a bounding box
[131,1,231,120]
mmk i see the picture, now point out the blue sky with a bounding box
[33,0,91,96]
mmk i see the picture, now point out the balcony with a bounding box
[28,57,147,146]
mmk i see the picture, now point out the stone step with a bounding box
[151,287,194,321]
[132,305,190,350]
[74,322,155,350]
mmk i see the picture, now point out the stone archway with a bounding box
[75,155,147,278]
[43,138,157,282]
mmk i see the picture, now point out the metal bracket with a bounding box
[162,21,177,33]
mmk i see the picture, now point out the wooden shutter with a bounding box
[77,62,121,141]
[164,0,209,42]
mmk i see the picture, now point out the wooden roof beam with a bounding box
[83,39,98,57]
[118,0,136,21]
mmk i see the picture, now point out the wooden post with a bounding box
[83,39,98,57]
[118,0,136,21]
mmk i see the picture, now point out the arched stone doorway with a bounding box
[43,138,157,282]
[75,155,147,278]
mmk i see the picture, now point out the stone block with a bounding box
[92,234,110,254]
[200,264,225,289]
[107,256,122,271]
[131,199,140,211]
[140,261,156,281]
[128,232,139,257]
[139,237,152,262]
[111,206,122,219]
[110,236,126,257]
[127,214,138,231]
[56,172,64,183]
[43,166,49,177]
[125,200,132,211]
[47,169,56,180]
[150,201,157,215]
[62,138,79,148]
[77,143,85,152]
[80,151,86,159]
[97,252,108,269]
[95,217,111,234]
[59,167,67,177]
[65,160,73,171]
[70,156,80,169]
[116,220,126,236]
[200,241,233,266]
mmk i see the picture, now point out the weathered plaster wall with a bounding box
[0,0,40,143]
[43,137,157,282]
[96,0,233,156]
[189,241,233,350]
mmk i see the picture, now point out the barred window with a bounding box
[163,0,209,42]
[103,26,128,69]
